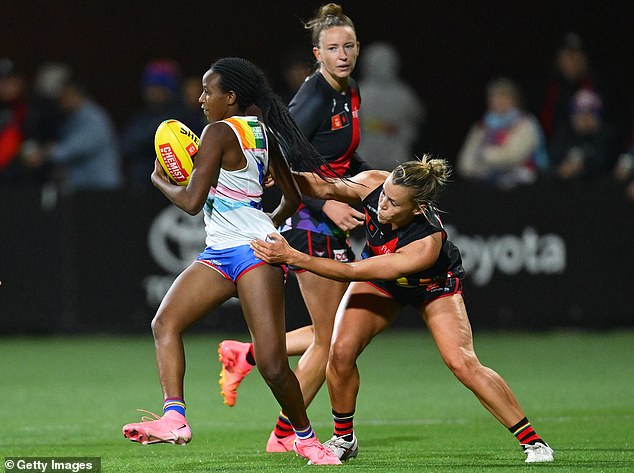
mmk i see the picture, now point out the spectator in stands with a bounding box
[549,89,616,180]
[456,77,547,189]
[356,41,426,171]
[20,62,71,187]
[0,58,28,184]
[539,33,598,141]
[121,59,185,189]
[21,75,122,193]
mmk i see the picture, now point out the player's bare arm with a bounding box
[292,169,389,204]
[151,123,228,215]
[252,231,442,282]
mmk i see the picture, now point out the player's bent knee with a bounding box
[150,314,164,337]
[150,312,184,338]
[257,359,291,388]
[444,351,481,383]
[328,344,356,374]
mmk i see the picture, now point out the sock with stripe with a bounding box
[332,409,355,442]
[293,423,316,441]
[273,411,294,439]
[163,398,186,417]
[509,417,544,447]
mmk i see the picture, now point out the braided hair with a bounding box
[210,57,334,176]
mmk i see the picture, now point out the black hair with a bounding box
[210,57,336,177]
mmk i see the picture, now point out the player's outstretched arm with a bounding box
[251,232,442,282]
[292,169,389,204]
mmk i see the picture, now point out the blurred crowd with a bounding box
[1,33,633,200]
[455,33,633,199]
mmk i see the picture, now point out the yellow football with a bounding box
[154,119,200,186]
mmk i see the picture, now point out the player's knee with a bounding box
[444,350,480,384]
[257,358,289,389]
[328,340,356,373]
[150,314,164,337]
[150,312,179,339]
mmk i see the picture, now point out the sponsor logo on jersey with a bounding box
[367,221,380,238]
[369,237,398,255]
[333,249,349,262]
[331,112,349,130]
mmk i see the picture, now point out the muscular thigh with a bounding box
[296,270,348,337]
[331,282,401,358]
[156,262,237,329]
[422,294,475,360]
[236,263,287,348]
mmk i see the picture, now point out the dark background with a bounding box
[2,0,634,160]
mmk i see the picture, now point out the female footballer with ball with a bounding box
[218,3,371,452]
[121,57,341,465]
[250,156,554,464]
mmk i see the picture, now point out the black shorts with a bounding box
[281,228,355,271]
[366,277,463,308]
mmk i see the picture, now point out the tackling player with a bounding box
[251,156,555,464]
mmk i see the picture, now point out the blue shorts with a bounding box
[196,245,287,283]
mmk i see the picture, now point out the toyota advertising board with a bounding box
[1,181,631,333]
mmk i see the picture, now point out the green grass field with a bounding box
[1,331,633,472]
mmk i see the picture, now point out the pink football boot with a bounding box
[294,436,342,465]
[218,340,254,407]
[265,429,296,452]
[122,410,191,446]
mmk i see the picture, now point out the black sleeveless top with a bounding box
[361,186,464,287]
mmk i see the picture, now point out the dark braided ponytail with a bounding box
[210,57,335,177]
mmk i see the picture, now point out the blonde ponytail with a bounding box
[391,155,452,210]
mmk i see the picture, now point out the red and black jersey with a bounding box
[282,72,369,239]
[361,186,464,287]
[288,72,362,175]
